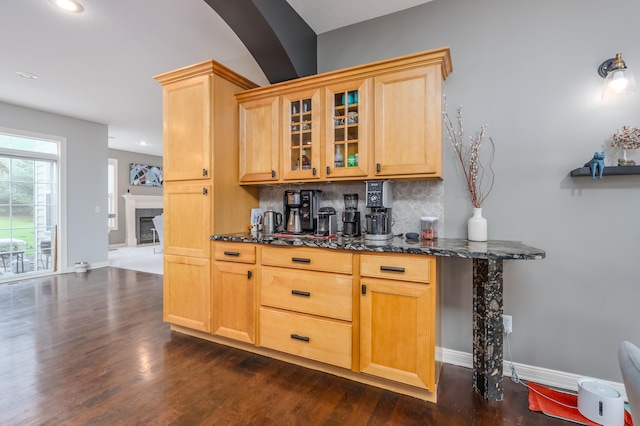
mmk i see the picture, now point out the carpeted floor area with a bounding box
[108,245,163,275]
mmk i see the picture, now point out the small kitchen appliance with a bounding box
[315,207,337,236]
[341,193,361,237]
[263,211,283,234]
[364,180,393,242]
[284,189,321,233]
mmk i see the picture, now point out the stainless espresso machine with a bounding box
[364,180,393,242]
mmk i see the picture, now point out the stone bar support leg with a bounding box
[472,258,504,401]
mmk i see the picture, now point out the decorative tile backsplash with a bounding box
[259,180,444,236]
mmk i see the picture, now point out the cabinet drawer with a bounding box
[214,242,256,264]
[261,267,352,321]
[261,246,352,274]
[360,254,432,283]
[259,308,352,369]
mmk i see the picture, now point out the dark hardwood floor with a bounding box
[0,268,572,425]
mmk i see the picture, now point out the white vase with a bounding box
[468,207,487,242]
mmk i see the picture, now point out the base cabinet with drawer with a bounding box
[359,254,439,391]
[212,242,257,344]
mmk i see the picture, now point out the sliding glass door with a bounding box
[0,132,59,281]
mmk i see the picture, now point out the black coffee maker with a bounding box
[342,193,361,237]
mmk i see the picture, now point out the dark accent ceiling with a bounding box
[204,0,317,84]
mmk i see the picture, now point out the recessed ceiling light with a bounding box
[16,71,39,79]
[138,141,150,146]
[49,0,84,13]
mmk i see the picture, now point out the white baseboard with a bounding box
[441,347,627,399]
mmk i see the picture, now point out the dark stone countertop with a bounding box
[211,233,546,261]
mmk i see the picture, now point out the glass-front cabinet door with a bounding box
[281,90,321,181]
[324,80,370,178]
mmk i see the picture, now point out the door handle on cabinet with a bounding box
[203,168,208,176]
[312,167,317,176]
[223,251,240,257]
[326,166,331,175]
[271,170,276,178]
[376,163,381,173]
[292,257,311,264]
[202,187,208,195]
[247,270,252,279]
[291,290,311,297]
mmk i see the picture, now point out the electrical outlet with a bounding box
[502,314,513,334]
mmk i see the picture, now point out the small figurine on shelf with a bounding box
[612,126,640,166]
[585,151,605,179]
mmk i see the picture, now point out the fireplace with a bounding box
[136,208,163,245]
[121,194,163,247]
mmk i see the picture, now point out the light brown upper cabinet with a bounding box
[281,89,322,181]
[374,65,442,178]
[161,73,212,182]
[238,95,280,182]
[237,46,452,185]
[324,79,372,179]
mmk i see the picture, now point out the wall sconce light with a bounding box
[598,53,637,99]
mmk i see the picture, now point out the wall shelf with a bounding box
[570,165,640,177]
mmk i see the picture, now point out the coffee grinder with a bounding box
[342,193,361,237]
[364,180,393,242]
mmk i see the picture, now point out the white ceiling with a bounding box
[0,0,433,156]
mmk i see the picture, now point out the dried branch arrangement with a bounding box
[442,95,495,208]
[612,126,640,150]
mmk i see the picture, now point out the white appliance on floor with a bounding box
[577,378,624,426]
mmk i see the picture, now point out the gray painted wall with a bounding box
[318,0,640,382]
[108,148,163,246]
[0,101,108,271]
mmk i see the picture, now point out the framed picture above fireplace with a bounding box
[130,163,163,187]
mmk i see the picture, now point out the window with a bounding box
[108,158,118,230]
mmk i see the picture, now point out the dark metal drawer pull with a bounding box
[291,334,310,342]
[223,251,240,257]
[291,290,311,297]
[380,265,405,273]
[292,257,311,264]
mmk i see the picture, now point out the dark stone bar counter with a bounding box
[211,233,546,402]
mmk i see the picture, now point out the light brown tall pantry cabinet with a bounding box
[154,61,260,332]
